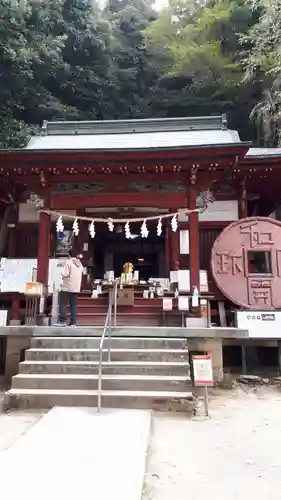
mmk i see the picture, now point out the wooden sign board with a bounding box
[117,289,134,306]
[193,355,213,387]
[25,282,44,296]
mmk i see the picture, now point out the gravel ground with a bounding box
[143,387,281,500]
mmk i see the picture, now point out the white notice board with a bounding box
[193,355,213,386]
[0,259,63,293]
[236,310,281,338]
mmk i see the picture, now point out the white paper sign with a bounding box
[170,271,179,283]
[193,355,213,386]
[200,271,208,292]
[178,270,190,291]
[236,310,281,338]
[178,296,189,310]
[176,270,209,292]
[0,310,8,326]
[180,230,189,254]
[162,298,173,311]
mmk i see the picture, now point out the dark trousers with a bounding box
[59,291,77,325]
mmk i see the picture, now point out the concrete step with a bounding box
[7,388,194,410]
[19,360,190,376]
[25,348,189,362]
[76,313,164,327]
[30,336,188,350]
[75,315,182,327]
[77,297,164,306]
[11,373,191,392]
[71,304,163,313]
[29,326,195,338]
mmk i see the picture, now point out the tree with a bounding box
[105,0,158,118]
[0,0,68,147]
[48,0,116,120]
[0,0,116,147]
[243,0,281,145]
[0,0,274,148]
[145,0,258,139]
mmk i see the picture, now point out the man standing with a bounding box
[56,251,83,327]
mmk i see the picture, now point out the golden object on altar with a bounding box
[123,262,133,274]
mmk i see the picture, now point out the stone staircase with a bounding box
[6,336,194,410]
[72,294,182,327]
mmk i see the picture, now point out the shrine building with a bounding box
[1,114,281,381]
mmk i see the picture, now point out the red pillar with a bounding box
[37,193,51,285]
[188,185,200,291]
[238,178,247,219]
[11,293,20,321]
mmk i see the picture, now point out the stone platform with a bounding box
[1,326,249,382]
[0,325,249,338]
[0,406,151,500]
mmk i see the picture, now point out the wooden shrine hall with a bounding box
[0,114,281,328]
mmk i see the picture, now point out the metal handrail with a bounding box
[97,279,119,412]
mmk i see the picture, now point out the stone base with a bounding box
[9,320,21,326]
[36,315,50,326]
[5,336,31,380]
[0,392,4,413]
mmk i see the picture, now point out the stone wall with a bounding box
[5,336,31,380]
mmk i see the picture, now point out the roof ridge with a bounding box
[41,115,228,136]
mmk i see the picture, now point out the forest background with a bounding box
[1,0,280,148]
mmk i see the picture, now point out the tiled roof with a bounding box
[26,130,241,151]
[246,148,281,158]
[26,115,242,151]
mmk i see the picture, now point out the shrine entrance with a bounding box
[89,222,165,280]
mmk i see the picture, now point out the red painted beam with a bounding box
[0,160,239,178]
[51,192,187,210]
[3,172,188,185]
[0,144,249,165]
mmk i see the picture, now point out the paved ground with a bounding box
[0,406,151,500]
[1,388,281,499]
[143,387,281,500]
[0,402,43,452]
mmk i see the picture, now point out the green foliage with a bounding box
[145,0,257,138]
[104,0,158,118]
[0,0,279,147]
[243,0,281,145]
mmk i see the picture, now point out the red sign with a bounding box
[193,355,213,386]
